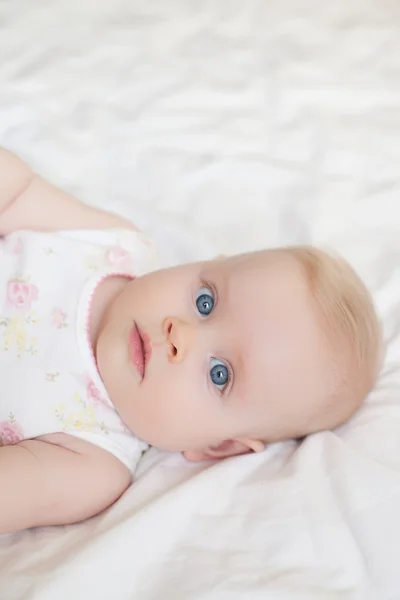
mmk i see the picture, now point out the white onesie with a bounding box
[0,228,159,472]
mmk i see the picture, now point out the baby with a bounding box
[0,149,381,534]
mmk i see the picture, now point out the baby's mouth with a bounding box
[130,323,145,380]
[130,322,152,381]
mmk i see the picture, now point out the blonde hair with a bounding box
[285,245,382,433]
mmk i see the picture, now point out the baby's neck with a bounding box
[89,275,131,360]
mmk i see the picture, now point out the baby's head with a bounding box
[96,246,381,461]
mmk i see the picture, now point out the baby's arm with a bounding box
[0,437,130,534]
[0,148,135,235]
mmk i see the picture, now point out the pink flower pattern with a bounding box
[51,308,68,329]
[105,246,131,266]
[0,417,24,446]
[7,280,39,312]
[86,377,109,406]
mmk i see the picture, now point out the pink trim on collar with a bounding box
[84,272,135,372]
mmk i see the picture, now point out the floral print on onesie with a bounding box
[0,228,158,471]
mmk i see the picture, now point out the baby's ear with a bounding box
[183,438,264,462]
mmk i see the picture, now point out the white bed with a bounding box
[1,1,400,598]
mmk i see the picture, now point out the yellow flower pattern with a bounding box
[53,392,109,434]
[0,312,39,358]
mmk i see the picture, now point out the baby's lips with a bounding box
[137,325,152,367]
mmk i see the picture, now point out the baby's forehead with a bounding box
[208,251,317,346]
[209,249,306,290]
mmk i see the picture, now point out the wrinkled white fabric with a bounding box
[0,1,400,599]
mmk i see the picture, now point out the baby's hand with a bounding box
[0,148,136,235]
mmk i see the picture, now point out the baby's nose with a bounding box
[162,317,193,364]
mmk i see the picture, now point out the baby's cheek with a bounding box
[148,377,193,433]
[150,370,187,414]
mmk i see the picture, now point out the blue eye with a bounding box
[196,285,215,316]
[209,357,230,391]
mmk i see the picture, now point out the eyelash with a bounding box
[197,278,233,395]
[199,278,218,309]
[217,361,233,397]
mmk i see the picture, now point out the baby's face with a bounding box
[96,250,331,454]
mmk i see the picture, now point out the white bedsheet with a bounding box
[1,1,400,598]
